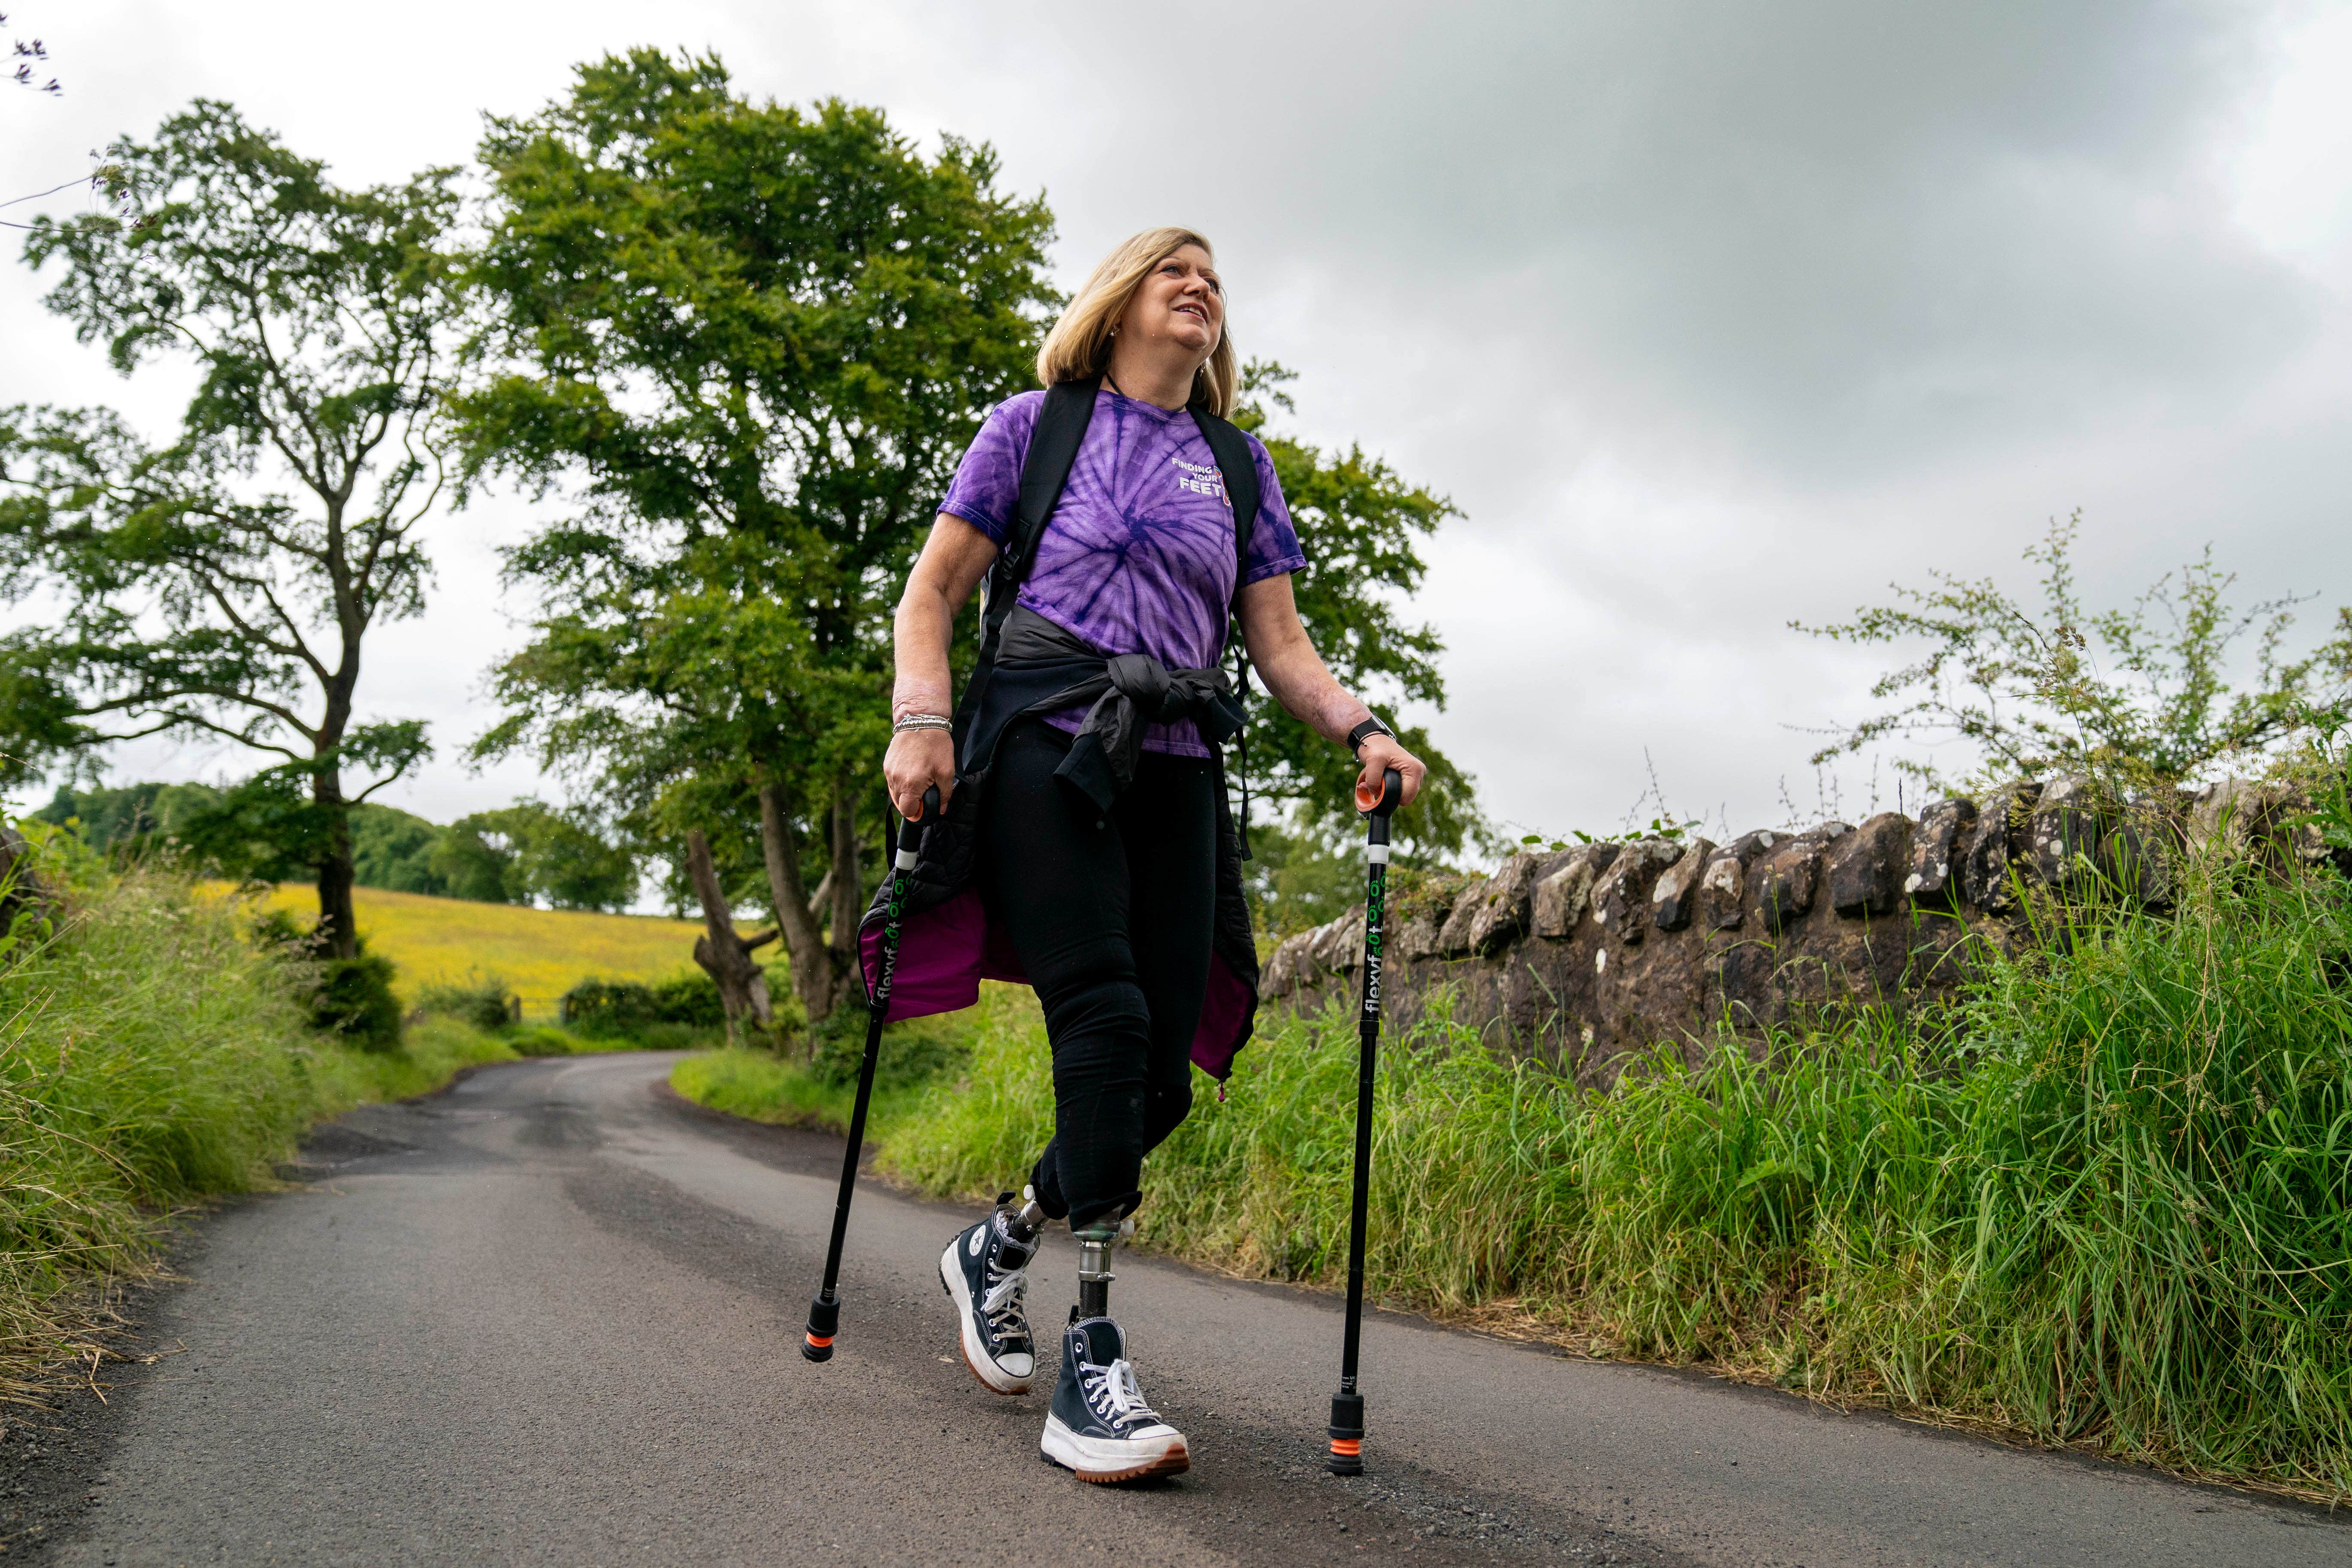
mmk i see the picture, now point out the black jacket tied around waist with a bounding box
[996,607,1247,817]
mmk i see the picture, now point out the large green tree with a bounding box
[458,50,1056,1020]
[1231,363,1480,857]
[0,101,462,956]
[430,799,639,913]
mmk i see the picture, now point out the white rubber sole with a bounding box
[1040,1412,1191,1483]
[938,1241,1033,1395]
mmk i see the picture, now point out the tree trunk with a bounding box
[684,828,778,1042]
[757,780,843,1022]
[314,768,360,960]
[825,774,864,978]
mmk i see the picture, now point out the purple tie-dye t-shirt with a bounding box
[940,387,1307,757]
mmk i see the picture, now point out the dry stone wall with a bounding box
[1260,776,2340,1086]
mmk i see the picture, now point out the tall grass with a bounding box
[0,875,313,1338]
[0,870,522,1392]
[674,985,1026,1136]
[875,860,2352,1498]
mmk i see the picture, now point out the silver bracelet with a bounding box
[893,713,952,734]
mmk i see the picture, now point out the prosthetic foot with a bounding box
[940,1190,1044,1394]
[1039,1218,1189,1482]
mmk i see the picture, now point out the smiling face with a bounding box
[1116,243,1224,363]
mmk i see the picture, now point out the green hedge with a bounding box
[560,973,726,1037]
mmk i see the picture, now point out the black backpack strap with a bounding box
[951,378,1101,757]
[1187,404,1259,586]
[1008,378,1102,586]
[1189,402,1262,860]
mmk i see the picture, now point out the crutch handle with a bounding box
[1355,767,1404,820]
[912,783,942,826]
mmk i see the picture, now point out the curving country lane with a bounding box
[34,1053,2352,1567]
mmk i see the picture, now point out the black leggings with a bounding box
[979,720,1215,1231]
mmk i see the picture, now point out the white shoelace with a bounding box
[980,1268,1029,1338]
[1083,1357,1161,1429]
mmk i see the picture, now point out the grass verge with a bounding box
[784,860,2352,1503]
[667,986,1024,1135]
[0,866,608,1405]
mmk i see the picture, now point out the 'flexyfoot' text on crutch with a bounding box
[805,784,941,1362]
[1327,766,1401,1474]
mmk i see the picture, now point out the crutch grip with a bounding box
[1355,767,1404,821]
[892,785,945,874]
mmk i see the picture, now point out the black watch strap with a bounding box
[1347,717,1393,757]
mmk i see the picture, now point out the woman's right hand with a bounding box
[884,728,957,823]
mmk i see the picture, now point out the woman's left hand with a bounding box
[1356,734,1425,811]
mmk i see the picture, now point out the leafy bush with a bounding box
[560,971,729,1041]
[653,972,728,1028]
[237,903,406,1051]
[561,978,657,1034]
[1798,514,2352,792]
[507,1024,575,1056]
[312,948,403,1052]
[809,993,969,1089]
[414,972,519,1032]
[630,1020,722,1051]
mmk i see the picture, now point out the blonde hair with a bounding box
[1036,227,1237,417]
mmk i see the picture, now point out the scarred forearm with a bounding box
[893,587,956,720]
[1236,575,1370,743]
[884,514,999,818]
[1236,572,1426,809]
[892,514,998,716]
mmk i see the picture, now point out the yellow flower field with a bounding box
[228,884,728,1019]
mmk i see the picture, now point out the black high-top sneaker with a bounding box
[1039,1317,1189,1482]
[938,1195,1038,1394]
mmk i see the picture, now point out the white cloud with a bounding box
[2,0,2347,858]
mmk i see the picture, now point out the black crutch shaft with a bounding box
[805,784,939,1363]
[1328,767,1401,1474]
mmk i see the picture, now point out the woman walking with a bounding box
[880,227,1425,1483]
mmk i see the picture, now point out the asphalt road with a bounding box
[30,1052,2352,1567]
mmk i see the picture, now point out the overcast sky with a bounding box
[4,0,2349,855]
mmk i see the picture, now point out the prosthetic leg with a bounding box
[1039,1209,1184,1481]
[998,1185,1125,1322]
[1004,1189,1049,1247]
[1073,1217,1126,1321]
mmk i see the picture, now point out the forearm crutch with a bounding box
[1326,766,1401,1472]
[804,784,940,1362]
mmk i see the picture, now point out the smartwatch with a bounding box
[1347,717,1394,758]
